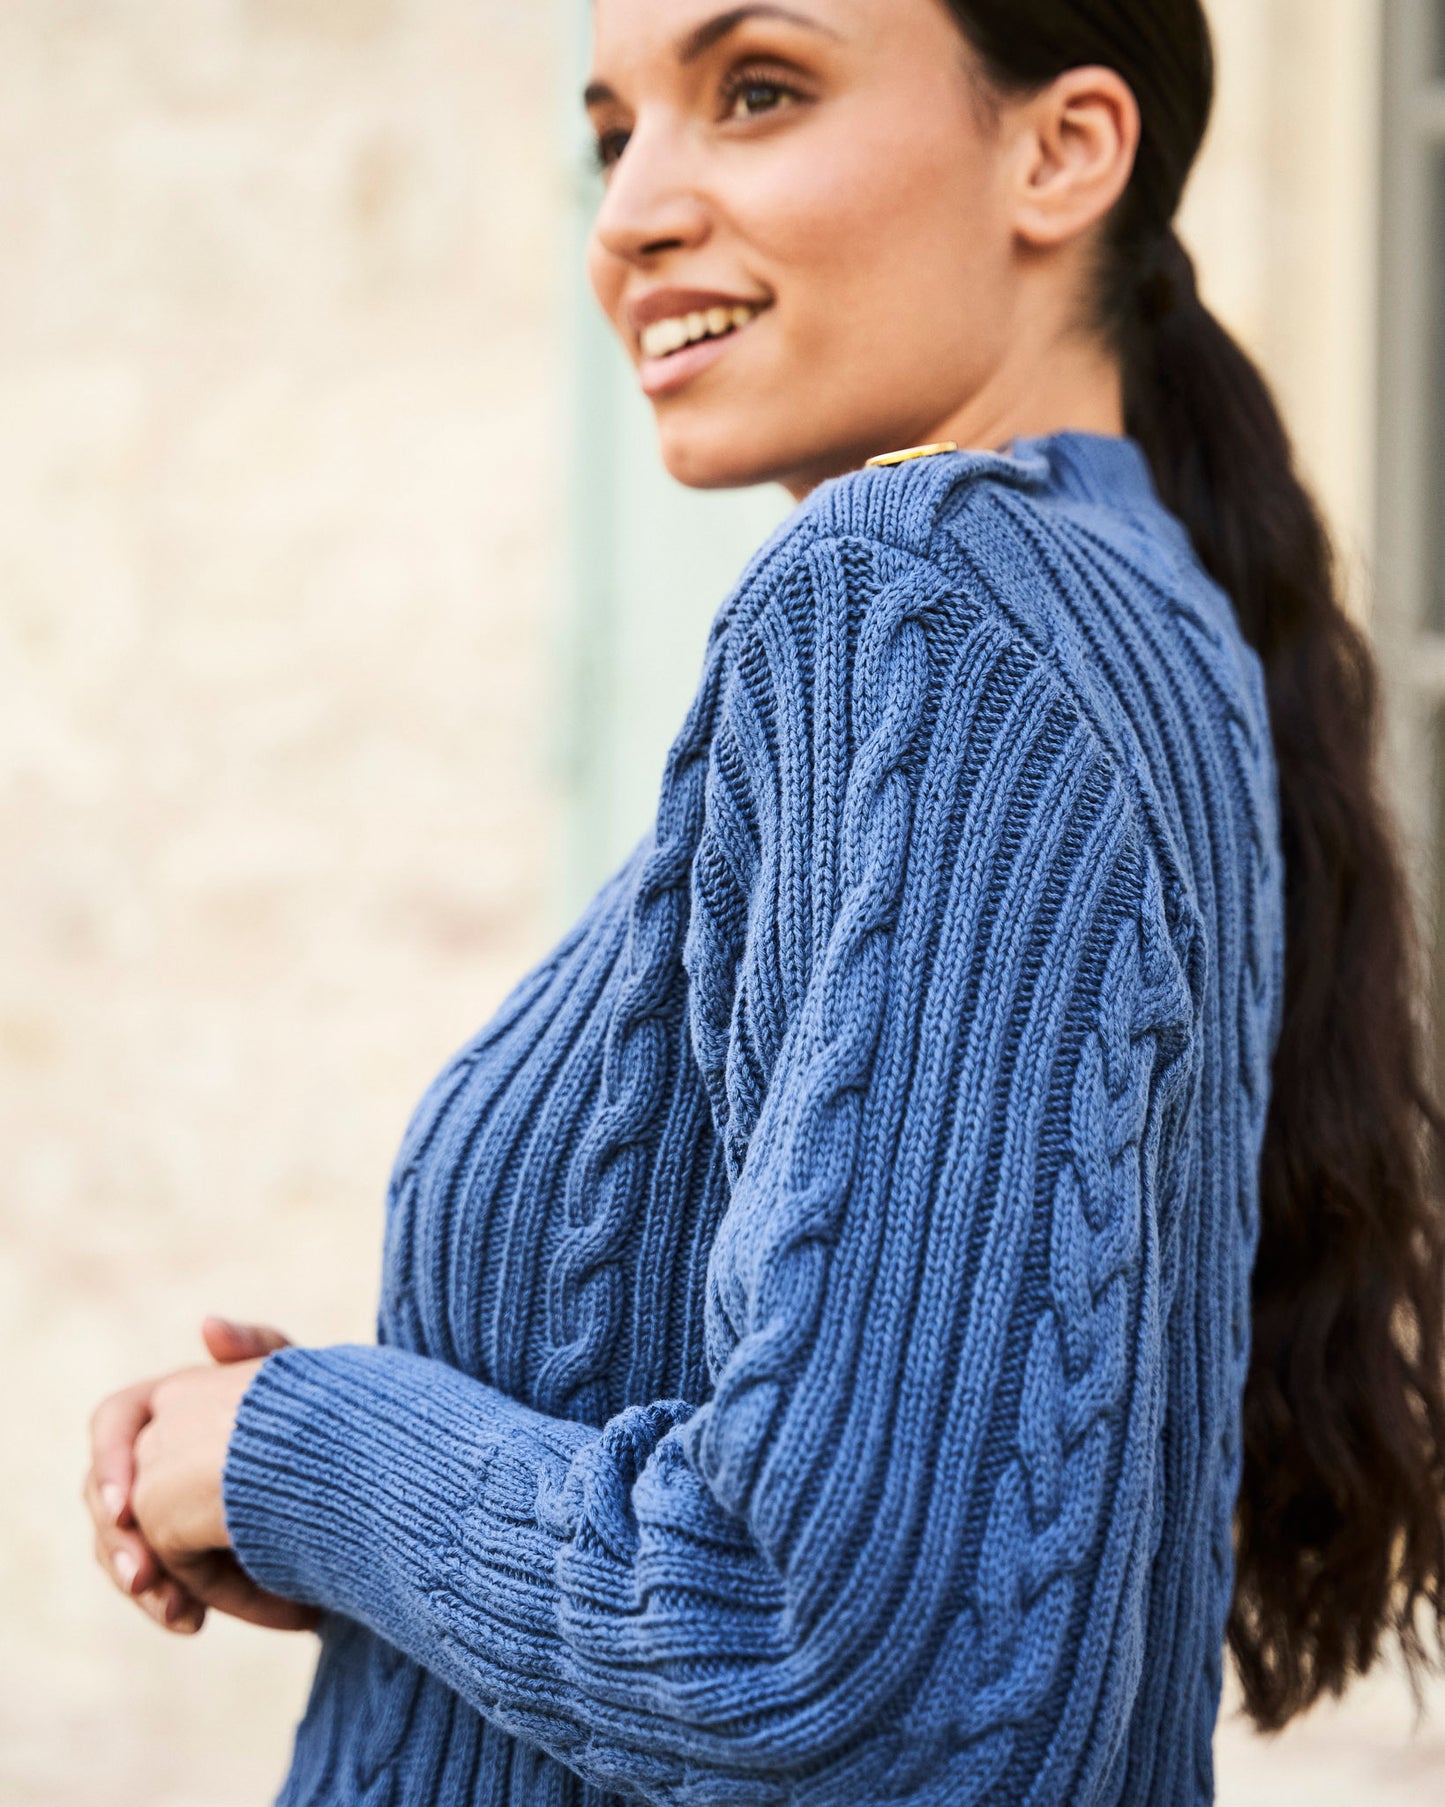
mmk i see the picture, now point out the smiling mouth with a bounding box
[639,302,770,361]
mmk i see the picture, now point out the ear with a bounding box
[1008,65,1141,251]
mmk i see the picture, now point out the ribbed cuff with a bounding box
[220,1343,593,1630]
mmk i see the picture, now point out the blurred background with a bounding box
[1,1,1442,1800]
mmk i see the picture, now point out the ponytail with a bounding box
[1124,229,1445,1729]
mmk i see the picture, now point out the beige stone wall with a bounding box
[0,3,569,1799]
[2,2,1439,1802]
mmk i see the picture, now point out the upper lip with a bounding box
[627,287,772,343]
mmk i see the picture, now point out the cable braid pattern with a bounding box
[685,536,872,1194]
[1007,511,1276,1796]
[970,503,1277,1798]
[1084,562,1276,1795]
[681,563,938,1516]
[684,632,772,1189]
[1047,538,1277,1794]
[880,846,1197,1803]
[483,565,940,1804]
[535,616,739,1425]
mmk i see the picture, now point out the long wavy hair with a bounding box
[937,0,1445,1733]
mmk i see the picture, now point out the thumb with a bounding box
[201,1315,293,1365]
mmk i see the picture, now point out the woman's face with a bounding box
[583,0,1035,499]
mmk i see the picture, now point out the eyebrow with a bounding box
[582,5,840,110]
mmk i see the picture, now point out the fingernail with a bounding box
[100,1482,125,1523]
[113,1549,140,1592]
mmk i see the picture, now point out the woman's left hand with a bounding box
[86,1324,322,1634]
[129,1356,263,1565]
[123,1351,320,1630]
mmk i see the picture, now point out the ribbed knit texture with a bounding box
[223,431,1285,1807]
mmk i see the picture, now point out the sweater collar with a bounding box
[1002,429,1161,511]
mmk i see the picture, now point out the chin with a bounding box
[655,409,826,494]
[655,423,773,491]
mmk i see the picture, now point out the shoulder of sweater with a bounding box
[716,450,1201,901]
[722,442,1033,595]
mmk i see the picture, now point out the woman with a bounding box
[83,1,1445,1802]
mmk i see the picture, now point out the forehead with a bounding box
[587,0,856,67]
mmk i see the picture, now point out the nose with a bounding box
[591,118,711,266]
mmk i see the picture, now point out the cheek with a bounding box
[735,108,1004,362]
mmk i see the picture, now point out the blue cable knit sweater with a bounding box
[223,431,1285,1806]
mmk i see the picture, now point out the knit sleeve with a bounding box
[221,526,1202,1806]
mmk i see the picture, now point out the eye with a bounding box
[719,65,804,123]
[590,128,631,174]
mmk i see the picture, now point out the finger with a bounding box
[85,1469,165,1596]
[88,1376,158,1529]
[91,1523,205,1636]
[92,1513,163,1598]
[160,1580,207,1635]
[171,1550,321,1634]
[91,1509,207,1630]
[200,1315,293,1364]
[137,1576,205,1635]
[87,1469,209,1623]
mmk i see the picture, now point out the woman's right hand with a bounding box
[85,1317,319,1635]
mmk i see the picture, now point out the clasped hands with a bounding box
[83,1316,320,1637]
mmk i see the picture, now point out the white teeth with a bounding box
[640,302,765,360]
[652,318,688,355]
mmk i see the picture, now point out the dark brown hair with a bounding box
[941,0,1445,1733]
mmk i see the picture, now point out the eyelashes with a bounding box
[718,63,806,122]
[589,63,809,174]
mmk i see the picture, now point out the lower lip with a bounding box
[638,311,767,398]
